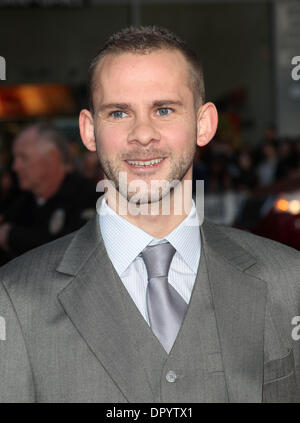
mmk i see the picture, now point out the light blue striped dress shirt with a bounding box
[99,198,201,326]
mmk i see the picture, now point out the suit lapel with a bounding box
[56,217,154,402]
[201,221,268,402]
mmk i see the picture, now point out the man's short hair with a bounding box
[88,25,205,112]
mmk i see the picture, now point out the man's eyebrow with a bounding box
[153,100,183,107]
[98,103,129,112]
[97,100,183,112]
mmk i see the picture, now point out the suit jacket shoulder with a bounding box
[203,220,300,283]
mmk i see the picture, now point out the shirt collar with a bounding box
[164,203,200,274]
[99,197,200,276]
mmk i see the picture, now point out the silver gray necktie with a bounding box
[141,242,188,353]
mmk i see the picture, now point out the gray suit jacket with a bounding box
[0,215,299,402]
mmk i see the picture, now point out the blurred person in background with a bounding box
[205,153,234,193]
[256,141,278,186]
[0,122,98,265]
[275,139,297,181]
[235,149,258,192]
[81,150,103,185]
[286,138,300,179]
[0,168,20,213]
[66,138,83,173]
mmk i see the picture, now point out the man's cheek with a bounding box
[97,129,123,152]
[172,128,195,149]
[164,124,191,143]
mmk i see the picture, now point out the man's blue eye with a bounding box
[157,108,172,116]
[111,111,126,119]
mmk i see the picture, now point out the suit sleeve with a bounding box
[0,281,35,402]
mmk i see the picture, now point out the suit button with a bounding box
[166,370,177,383]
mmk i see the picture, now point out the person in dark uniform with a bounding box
[0,122,99,265]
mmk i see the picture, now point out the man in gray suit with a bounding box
[0,26,299,403]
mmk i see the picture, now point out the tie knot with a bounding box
[141,242,176,279]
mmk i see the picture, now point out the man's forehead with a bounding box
[92,49,192,108]
[94,48,190,81]
[14,128,38,149]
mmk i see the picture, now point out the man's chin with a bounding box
[126,190,172,205]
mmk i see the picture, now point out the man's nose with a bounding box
[127,114,160,146]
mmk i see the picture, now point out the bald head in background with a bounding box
[13,123,70,201]
[0,122,98,263]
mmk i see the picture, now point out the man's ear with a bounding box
[196,102,218,147]
[79,109,97,152]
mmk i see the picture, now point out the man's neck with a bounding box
[121,210,191,239]
[106,182,193,238]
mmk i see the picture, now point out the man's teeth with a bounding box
[126,158,164,167]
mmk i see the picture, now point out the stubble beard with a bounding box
[96,137,197,205]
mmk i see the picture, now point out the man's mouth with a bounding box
[125,157,165,168]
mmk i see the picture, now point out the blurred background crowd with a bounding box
[0,0,300,264]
